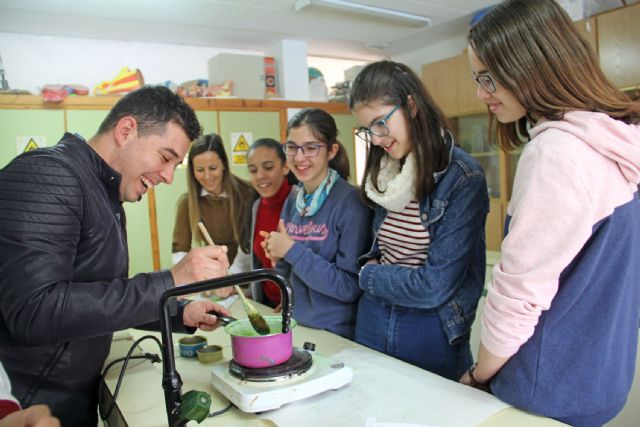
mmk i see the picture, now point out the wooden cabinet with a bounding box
[421,52,485,118]
[421,55,459,117]
[455,53,486,116]
[486,199,504,252]
[574,17,597,53]
[219,110,281,181]
[453,112,505,251]
[598,3,640,89]
[0,109,64,168]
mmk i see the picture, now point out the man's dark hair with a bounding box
[97,86,202,141]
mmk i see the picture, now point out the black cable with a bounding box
[209,402,234,417]
[99,335,163,421]
[99,334,231,421]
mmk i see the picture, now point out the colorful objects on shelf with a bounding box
[93,67,144,95]
[175,79,233,97]
[308,67,328,102]
[42,84,89,102]
[209,79,233,97]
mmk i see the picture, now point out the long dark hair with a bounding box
[248,137,297,185]
[349,60,450,203]
[187,133,252,250]
[286,108,350,180]
[468,0,640,151]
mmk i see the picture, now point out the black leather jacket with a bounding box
[0,133,183,426]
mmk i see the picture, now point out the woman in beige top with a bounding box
[172,133,255,296]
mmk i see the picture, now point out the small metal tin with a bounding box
[197,345,223,364]
[178,335,207,357]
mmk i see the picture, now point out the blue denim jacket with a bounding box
[359,137,489,344]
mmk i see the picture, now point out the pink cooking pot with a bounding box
[220,315,298,368]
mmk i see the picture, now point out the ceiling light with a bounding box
[294,0,431,28]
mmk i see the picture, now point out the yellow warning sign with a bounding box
[231,132,252,165]
[24,139,39,152]
[17,136,45,154]
[233,135,250,152]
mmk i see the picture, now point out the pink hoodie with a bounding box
[482,111,640,357]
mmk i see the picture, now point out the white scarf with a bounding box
[364,153,416,211]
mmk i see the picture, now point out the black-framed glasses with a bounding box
[355,104,400,142]
[472,72,497,93]
[283,141,328,158]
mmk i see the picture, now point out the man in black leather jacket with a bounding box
[0,86,232,427]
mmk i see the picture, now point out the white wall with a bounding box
[0,32,368,97]
[0,31,439,100]
[307,56,367,89]
[0,32,262,94]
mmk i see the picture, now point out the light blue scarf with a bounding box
[295,169,339,217]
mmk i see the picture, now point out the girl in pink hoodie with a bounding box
[461,1,640,425]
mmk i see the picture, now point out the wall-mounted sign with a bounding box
[17,136,45,154]
[231,132,252,165]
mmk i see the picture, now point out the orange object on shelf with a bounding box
[264,56,277,98]
[94,67,144,95]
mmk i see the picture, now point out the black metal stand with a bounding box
[159,269,293,427]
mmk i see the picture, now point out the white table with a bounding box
[101,298,565,427]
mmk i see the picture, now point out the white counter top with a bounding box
[102,299,564,427]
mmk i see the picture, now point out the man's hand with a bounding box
[182,300,232,331]
[0,405,60,427]
[170,245,229,286]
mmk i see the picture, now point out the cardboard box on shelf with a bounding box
[208,53,265,99]
[344,65,365,83]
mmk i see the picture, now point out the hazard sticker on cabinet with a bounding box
[17,136,45,154]
[231,132,252,165]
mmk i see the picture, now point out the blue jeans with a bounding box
[355,293,472,381]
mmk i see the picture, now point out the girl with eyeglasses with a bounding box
[261,108,372,339]
[349,60,490,381]
[461,1,640,425]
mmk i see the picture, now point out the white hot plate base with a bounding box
[210,351,352,413]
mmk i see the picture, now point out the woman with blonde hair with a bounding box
[172,134,255,293]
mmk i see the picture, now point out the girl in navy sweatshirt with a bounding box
[261,108,372,339]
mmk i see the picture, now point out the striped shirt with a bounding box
[378,201,430,267]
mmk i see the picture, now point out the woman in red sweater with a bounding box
[235,138,295,307]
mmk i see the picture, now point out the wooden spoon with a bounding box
[197,221,270,335]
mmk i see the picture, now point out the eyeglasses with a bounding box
[355,104,400,142]
[472,72,497,93]
[283,142,328,158]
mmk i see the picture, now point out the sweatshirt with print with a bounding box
[277,178,372,339]
[484,111,640,420]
